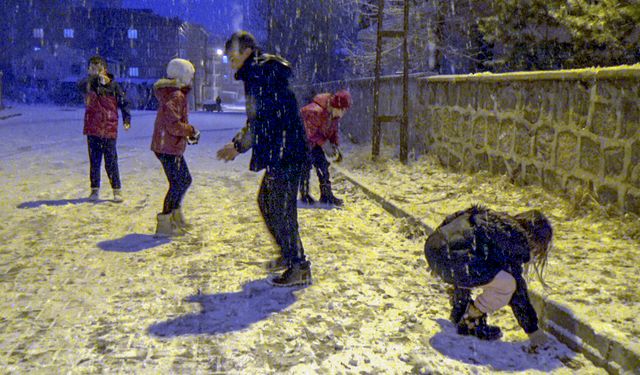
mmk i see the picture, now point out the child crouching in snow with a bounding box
[150,58,201,236]
[424,205,552,351]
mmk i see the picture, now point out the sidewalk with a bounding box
[334,145,640,374]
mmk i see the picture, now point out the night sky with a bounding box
[121,0,242,41]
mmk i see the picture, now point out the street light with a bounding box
[213,48,223,100]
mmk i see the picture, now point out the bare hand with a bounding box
[216,142,239,161]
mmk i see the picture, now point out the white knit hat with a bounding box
[167,58,195,86]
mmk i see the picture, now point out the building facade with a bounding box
[0,0,212,109]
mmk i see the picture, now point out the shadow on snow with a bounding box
[17,197,110,208]
[147,278,307,337]
[98,234,170,252]
[429,319,574,372]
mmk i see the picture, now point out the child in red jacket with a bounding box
[150,58,200,236]
[78,56,131,202]
[299,90,351,206]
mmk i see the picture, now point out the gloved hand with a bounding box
[333,146,343,163]
[123,121,131,130]
[321,142,337,158]
[526,329,549,353]
[187,127,201,145]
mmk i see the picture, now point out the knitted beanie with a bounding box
[330,90,352,109]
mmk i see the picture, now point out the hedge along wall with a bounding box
[418,65,640,215]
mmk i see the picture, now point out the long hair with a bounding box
[514,210,553,289]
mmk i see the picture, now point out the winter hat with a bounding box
[167,58,195,86]
[330,90,352,109]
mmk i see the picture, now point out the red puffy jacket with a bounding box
[300,93,340,147]
[150,79,196,156]
[79,74,131,139]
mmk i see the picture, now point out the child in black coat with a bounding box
[424,205,552,350]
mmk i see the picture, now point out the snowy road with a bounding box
[0,105,603,373]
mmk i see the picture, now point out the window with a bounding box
[128,67,139,77]
[63,28,74,38]
[33,28,44,38]
[128,29,138,39]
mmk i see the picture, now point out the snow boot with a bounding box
[300,194,316,205]
[449,287,473,324]
[299,176,316,205]
[456,304,502,341]
[264,256,288,273]
[112,189,123,203]
[319,184,343,207]
[155,213,180,237]
[88,188,99,201]
[171,208,192,232]
[269,262,312,287]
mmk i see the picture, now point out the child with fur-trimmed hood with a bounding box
[150,58,201,237]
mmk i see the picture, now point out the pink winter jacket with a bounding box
[300,93,340,147]
[150,79,196,156]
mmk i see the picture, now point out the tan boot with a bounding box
[171,208,193,232]
[155,213,180,237]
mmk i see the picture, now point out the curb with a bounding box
[334,166,640,375]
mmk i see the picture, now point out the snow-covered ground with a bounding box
[0,104,609,373]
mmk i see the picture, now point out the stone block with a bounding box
[542,168,562,192]
[490,154,507,175]
[572,82,591,127]
[477,84,494,111]
[472,116,489,149]
[427,84,438,106]
[525,163,542,185]
[475,152,490,171]
[620,97,640,139]
[496,84,518,111]
[596,184,618,206]
[580,136,601,175]
[534,125,555,163]
[556,131,578,171]
[555,83,572,123]
[604,146,625,178]
[565,176,588,195]
[488,118,514,154]
[514,122,532,157]
[624,189,640,215]
[457,82,470,108]
[589,101,617,138]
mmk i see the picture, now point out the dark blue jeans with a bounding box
[87,135,121,190]
[258,166,308,267]
[299,145,330,196]
[156,153,192,214]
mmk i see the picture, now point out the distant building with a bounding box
[0,0,212,109]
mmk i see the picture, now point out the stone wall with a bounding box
[418,66,640,215]
[295,65,640,215]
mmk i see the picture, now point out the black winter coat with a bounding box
[232,51,308,172]
[424,205,539,333]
